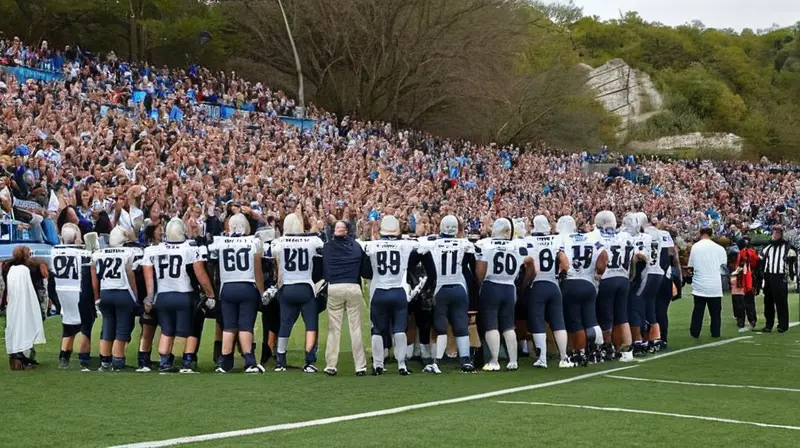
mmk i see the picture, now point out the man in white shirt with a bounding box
[687,227,728,339]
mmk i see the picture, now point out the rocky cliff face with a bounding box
[584,59,663,133]
[584,59,743,153]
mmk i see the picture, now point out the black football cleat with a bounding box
[372,367,384,376]
[398,368,411,376]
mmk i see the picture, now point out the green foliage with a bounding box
[570,15,800,159]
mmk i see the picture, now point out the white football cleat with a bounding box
[619,351,635,363]
[505,362,519,371]
[245,364,266,374]
[482,362,501,372]
[533,359,548,369]
[423,363,442,374]
[558,358,575,369]
[135,366,151,373]
[179,368,198,374]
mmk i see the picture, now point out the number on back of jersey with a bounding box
[96,258,123,280]
[377,250,401,275]
[284,248,310,272]
[571,245,593,271]
[608,244,634,270]
[157,254,183,280]
[538,248,555,273]
[53,255,79,280]
[492,251,518,276]
[223,247,251,272]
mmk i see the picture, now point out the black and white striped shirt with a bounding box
[760,241,793,275]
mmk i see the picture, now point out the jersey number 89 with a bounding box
[377,251,400,275]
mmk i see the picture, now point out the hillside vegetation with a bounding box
[1,0,798,158]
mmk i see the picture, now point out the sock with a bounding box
[383,348,389,359]
[554,329,568,360]
[455,336,470,358]
[420,342,432,361]
[435,335,447,360]
[168,354,175,366]
[182,353,193,368]
[78,352,90,366]
[502,330,517,364]
[137,351,149,368]
[59,350,72,361]
[413,342,421,358]
[112,356,125,369]
[371,335,385,369]
[533,333,547,362]
[519,340,529,355]
[275,352,287,367]
[100,355,112,365]
[277,337,289,354]
[220,353,234,371]
[243,352,256,368]
[213,341,222,363]
[394,333,408,369]
[485,330,501,364]
[588,325,604,346]
[305,350,316,365]
[159,354,171,368]
[406,344,414,359]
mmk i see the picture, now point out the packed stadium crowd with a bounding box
[0,35,797,373]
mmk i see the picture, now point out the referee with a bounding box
[758,225,797,333]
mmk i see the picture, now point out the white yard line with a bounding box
[605,375,800,393]
[635,336,752,363]
[497,401,800,431]
[107,365,638,448]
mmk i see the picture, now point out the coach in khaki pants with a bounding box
[323,221,368,376]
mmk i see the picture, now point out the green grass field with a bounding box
[1,290,798,448]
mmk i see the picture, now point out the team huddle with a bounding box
[49,208,681,375]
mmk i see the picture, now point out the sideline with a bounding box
[605,375,800,393]
[108,366,638,448]
[635,336,752,363]
[497,401,800,431]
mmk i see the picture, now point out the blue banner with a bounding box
[0,65,64,82]
[280,116,315,131]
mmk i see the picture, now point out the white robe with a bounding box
[5,265,46,354]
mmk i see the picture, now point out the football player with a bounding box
[141,218,216,374]
[208,213,265,373]
[136,224,162,372]
[636,212,664,353]
[475,218,535,372]
[593,211,645,362]
[418,215,476,374]
[271,213,324,373]
[362,215,434,376]
[655,219,682,350]
[557,215,608,366]
[52,224,93,370]
[256,226,280,366]
[181,233,217,373]
[91,227,140,371]
[623,213,653,356]
[525,215,573,368]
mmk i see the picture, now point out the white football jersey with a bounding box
[363,238,419,298]
[141,242,201,294]
[644,227,664,275]
[92,247,136,295]
[271,235,324,289]
[659,230,675,278]
[627,231,653,278]
[593,229,636,280]
[525,234,564,285]
[561,232,605,283]
[417,237,474,294]
[51,245,91,292]
[208,236,262,285]
[475,238,529,286]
